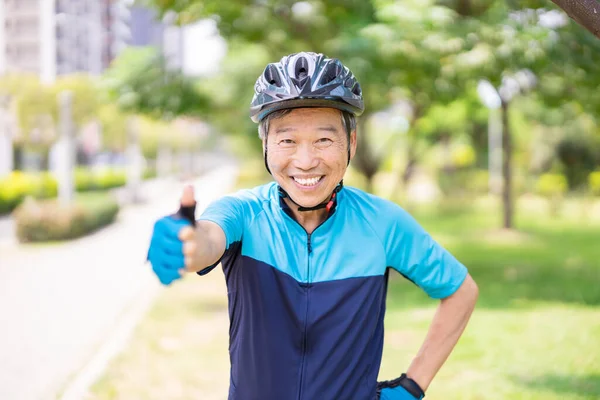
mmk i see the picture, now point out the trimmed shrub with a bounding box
[95,169,127,190]
[12,193,119,242]
[74,168,96,192]
[0,171,58,214]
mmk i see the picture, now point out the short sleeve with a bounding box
[198,195,246,250]
[385,206,468,299]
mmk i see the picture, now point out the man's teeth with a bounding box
[294,176,321,186]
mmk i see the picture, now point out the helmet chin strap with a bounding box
[278,181,343,212]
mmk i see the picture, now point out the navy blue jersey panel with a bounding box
[302,274,389,400]
[222,250,390,400]
[224,254,305,398]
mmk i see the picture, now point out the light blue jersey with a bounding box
[197,182,467,400]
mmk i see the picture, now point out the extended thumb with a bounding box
[177,184,196,225]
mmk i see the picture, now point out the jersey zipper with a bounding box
[281,206,335,400]
[297,233,312,400]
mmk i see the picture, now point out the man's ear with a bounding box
[349,130,357,160]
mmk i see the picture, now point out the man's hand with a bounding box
[147,185,197,285]
[178,218,200,272]
[377,374,424,400]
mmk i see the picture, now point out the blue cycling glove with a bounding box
[379,386,420,400]
[147,202,196,286]
[377,374,425,400]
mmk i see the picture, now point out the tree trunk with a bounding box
[352,115,380,193]
[551,0,600,39]
[501,100,513,229]
[402,146,418,186]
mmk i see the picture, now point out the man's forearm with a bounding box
[184,220,226,273]
[406,274,479,391]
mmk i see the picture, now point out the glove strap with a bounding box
[175,203,197,226]
[376,373,425,399]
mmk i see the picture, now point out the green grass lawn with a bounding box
[87,193,600,400]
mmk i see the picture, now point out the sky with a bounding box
[182,19,227,77]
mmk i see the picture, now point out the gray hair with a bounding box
[258,108,357,140]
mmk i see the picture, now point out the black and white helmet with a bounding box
[250,52,364,123]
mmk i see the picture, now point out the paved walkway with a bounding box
[0,163,238,400]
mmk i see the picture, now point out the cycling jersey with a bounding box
[197,182,467,400]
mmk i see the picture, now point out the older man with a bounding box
[147,52,479,400]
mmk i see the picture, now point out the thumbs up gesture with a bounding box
[147,185,197,285]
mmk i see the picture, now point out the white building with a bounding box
[0,0,131,82]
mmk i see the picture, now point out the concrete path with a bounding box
[0,163,238,400]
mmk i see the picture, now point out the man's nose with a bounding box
[293,143,319,170]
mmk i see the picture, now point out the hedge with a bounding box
[0,167,156,215]
[12,192,120,243]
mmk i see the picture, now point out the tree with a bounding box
[52,75,101,128]
[97,104,128,152]
[0,74,56,149]
[102,46,209,120]
[551,0,600,39]
[142,0,599,230]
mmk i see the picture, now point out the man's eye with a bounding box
[279,139,295,145]
[316,138,333,146]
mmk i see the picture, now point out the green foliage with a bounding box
[13,193,119,243]
[0,74,102,150]
[0,167,157,214]
[535,173,568,216]
[94,169,127,190]
[140,0,600,197]
[74,168,126,191]
[102,47,209,120]
[234,159,271,190]
[0,74,56,148]
[589,171,600,196]
[555,134,598,189]
[535,173,568,197]
[438,168,483,196]
[136,116,183,158]
[97,104,128,152]
[451,143,477,168]
[52,74,101,127]
[0,171,58,214]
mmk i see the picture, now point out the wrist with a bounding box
[377,373,425,399]
[404,372,427,394]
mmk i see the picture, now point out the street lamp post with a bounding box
[57,91,75,205]
[0,95,14,177]
[477,80,503,195]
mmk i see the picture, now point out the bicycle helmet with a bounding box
[250,52,364,123]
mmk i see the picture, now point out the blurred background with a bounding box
[0,0,599,399]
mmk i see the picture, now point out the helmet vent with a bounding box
[295,57,309,79]
[264,64,282,87]
[320,62,342,86]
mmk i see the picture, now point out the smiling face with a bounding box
[264,108,357,208]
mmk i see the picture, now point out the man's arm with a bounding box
[406,274,479,391]
[179,220,227,273]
